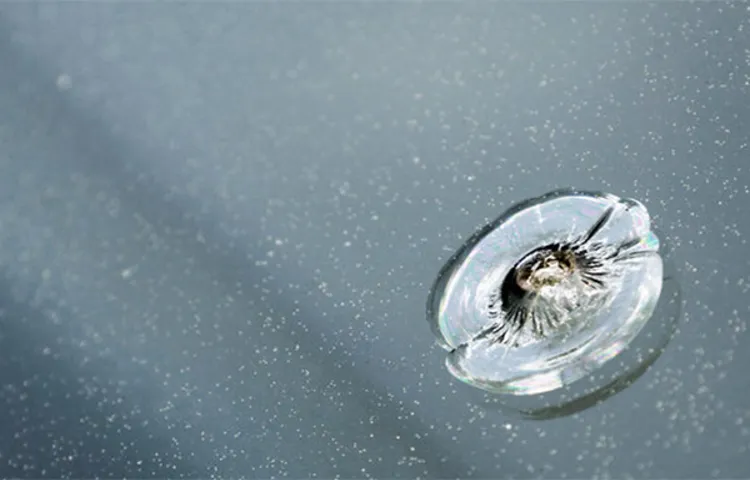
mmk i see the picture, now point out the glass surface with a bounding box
[0,3,748,479]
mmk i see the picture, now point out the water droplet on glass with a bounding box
[427,189,664,395]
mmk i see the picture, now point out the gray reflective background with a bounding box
[0,3,748,478]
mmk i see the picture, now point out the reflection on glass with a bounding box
[427,189,665,396]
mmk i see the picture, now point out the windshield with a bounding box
[0,3,748,478]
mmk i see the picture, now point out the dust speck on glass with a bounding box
[427,189,664,396]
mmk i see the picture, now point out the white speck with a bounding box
[343,241,352,247]
[121,267,136,279]
[56,74,72,91]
